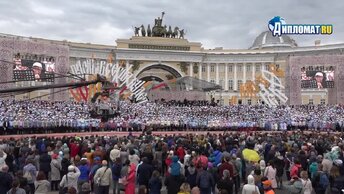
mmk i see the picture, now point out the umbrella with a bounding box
[242,148,260,162]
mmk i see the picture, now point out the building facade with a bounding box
[1,30,344,105]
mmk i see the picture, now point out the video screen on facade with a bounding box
[13,53,55,82]
[301,66,334,88]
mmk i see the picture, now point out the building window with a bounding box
[265,64,270,71]
[202,65,206,72]
[211,65,215,72]
[228,80,233,90]
[210,79,215,84]
[309,99,314,105]
[219,80,224,89]
[228,65,233,72]
[247,99,252,105]
[219,65,224,72]
[246,65,251,72]
[237,80,242,90]
[238,64,242,72]
[320,99,326,104]
[256,64,261,72]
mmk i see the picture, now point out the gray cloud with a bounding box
[0,0,343,49]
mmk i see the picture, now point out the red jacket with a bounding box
[218,161,234,178]
[70,143,80,158]
[290,164,302,178]
[176,147,185,160]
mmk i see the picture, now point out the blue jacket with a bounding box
[213,150,222,167]
[78,164,90,181]
[149,177,162,194]
[170,156,181,176]
[112,163,122,181]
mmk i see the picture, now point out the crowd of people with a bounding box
[0,131,343,194]
[1,99,344,134]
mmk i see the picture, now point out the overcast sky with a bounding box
[0,0,343,49]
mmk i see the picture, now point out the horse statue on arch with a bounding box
[171,27,179,38]
[166,26,172,38]
[134,26,140,36]
[140,25,146,36]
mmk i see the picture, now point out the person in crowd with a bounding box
[308,157,318,179]
[23,160,37,194]
[264,161,277,189]
[50,153,61,191]
[128,149,140,166]
[67,186,77,194]
[118,160,130,193]
[196,166,214,194]
[312,164,329,194]
[34,171,50,194]
[217,170,233,194]
[110,145,120,164]
[39,150,51,179]
[178,183,191,194]
[186,164,197,189]
[138,157,153,192]
[93,160,112,194]
[59,165,81,193]
[125,162,137,194]
[89,157,102,191]
[0,165,13,194]
[290,159,302,180]
[139,185,148,194]
[149,170,162,194]
[6,179,26,194]
[77,158,90,192]
[79,182,92,194]
[285,175,303,194]
[242,175,260,194]
[300,171,313,194]
[262,179,275,194]
[191,187,201,194]
[273,152,284,189]
[112,157,122,194]
[15,171,30,193]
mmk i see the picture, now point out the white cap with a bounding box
[68,165,75,171]
[315,72,323,77]
[32,62,42,69]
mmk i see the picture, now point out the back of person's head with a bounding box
[1,165,9,172]
[191,186,200,194]
[261,176,268,182]
[138,185,147,194]
[152,170,160,178]
[102,160,108,166]
[254,168,261,176]
[142,157,148,164]
[67,186,77,194]
[179,182,191,193]
[15,170,24,177]
[10,179,20,194]
[294,159,301,165]
[81,182,91,193]
[300,170,308,179]
[220,190,228,194]
[36,171,46,181]
[223,169,230,179]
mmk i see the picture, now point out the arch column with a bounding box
[199,63,202,80]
